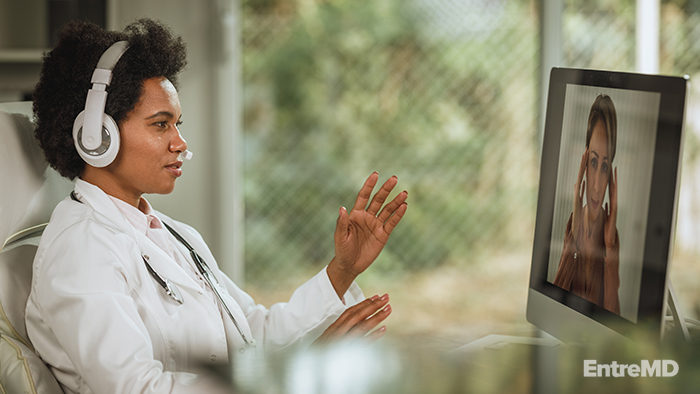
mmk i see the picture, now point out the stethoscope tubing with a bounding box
[162,222,256,348]
[69,191,256,348]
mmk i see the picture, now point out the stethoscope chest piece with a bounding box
[164,278,184,304]
[143,254,184,305]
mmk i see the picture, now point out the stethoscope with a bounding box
[70,191,257,348]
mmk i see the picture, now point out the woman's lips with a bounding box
[166,161,183,177]
[591,198,600,210]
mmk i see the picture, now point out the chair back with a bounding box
[0,101,73,394]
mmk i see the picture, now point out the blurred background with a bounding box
[2,0,700,347]
[239,0,700,346]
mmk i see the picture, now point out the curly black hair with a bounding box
[33,18,188,179]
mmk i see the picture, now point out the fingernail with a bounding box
[380,293,389,301]
[379,326,386,332]
[384,304,392,313]
[370,295,379,301]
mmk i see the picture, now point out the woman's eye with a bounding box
[602,162,608,174]
[591,158,598,169]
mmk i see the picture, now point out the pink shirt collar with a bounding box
[107,196,164,235]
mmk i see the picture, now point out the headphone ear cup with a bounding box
[72,110,121,168]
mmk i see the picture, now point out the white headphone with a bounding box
[72,41,129,168]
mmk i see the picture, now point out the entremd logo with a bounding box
[584,360,679,377]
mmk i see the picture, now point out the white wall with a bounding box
[109,0,244,282]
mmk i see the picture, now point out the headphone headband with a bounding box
[95,41,129,70]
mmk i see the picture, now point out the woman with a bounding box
[26,19,408,393]
[553,94,620,314]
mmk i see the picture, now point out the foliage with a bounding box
[242,0,541,284]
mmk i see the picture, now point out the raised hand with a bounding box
[327,172,408,298]
[572,148,588,243]
[604,167,618,249]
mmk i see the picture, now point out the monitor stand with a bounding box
[665,281,691,342]
[454,280,692,355]
[451,331,563,354]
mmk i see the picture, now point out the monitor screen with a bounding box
[527,68,688,342]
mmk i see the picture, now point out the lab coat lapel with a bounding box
[157,216,228,287]
[134,233,204,293]
[73,179,203,293]
[157,214,257,344]
[73,179,133,232]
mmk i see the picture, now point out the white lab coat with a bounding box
[25,179,363,394]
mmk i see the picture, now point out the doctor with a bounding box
[26,19,408,394]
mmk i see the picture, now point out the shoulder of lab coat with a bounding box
[26,180,207,394]
[156,212,365,351]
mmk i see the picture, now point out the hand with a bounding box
[604,167,618,249]
[572,149,588,243]
[327,173,408,297]
[313,294,392,347]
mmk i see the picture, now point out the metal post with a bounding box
[211,0,245,286]
[636,0,660,74]
[539,0,562,148]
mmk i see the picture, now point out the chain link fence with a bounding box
[241,0,700,338]
[242,0,539,288]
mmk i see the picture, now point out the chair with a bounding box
[0,102,73,394]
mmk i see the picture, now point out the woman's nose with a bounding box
[590,172,599,192]
[170,130,188,153]
[596,176,605,192]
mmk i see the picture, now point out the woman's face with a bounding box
[586,119,610,222]
[104,76,187,203]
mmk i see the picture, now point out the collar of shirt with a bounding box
[107,195,164,234]
[107,195,177,262]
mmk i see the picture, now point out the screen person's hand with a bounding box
[604,167,618,249]
[572,148,589,243]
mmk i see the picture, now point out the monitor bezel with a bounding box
[528,67,688,339]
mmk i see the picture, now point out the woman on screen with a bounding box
[553,94,620,314]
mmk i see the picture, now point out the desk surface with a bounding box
[217,330,700,394]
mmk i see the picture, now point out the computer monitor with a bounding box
[527,68,689,343]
